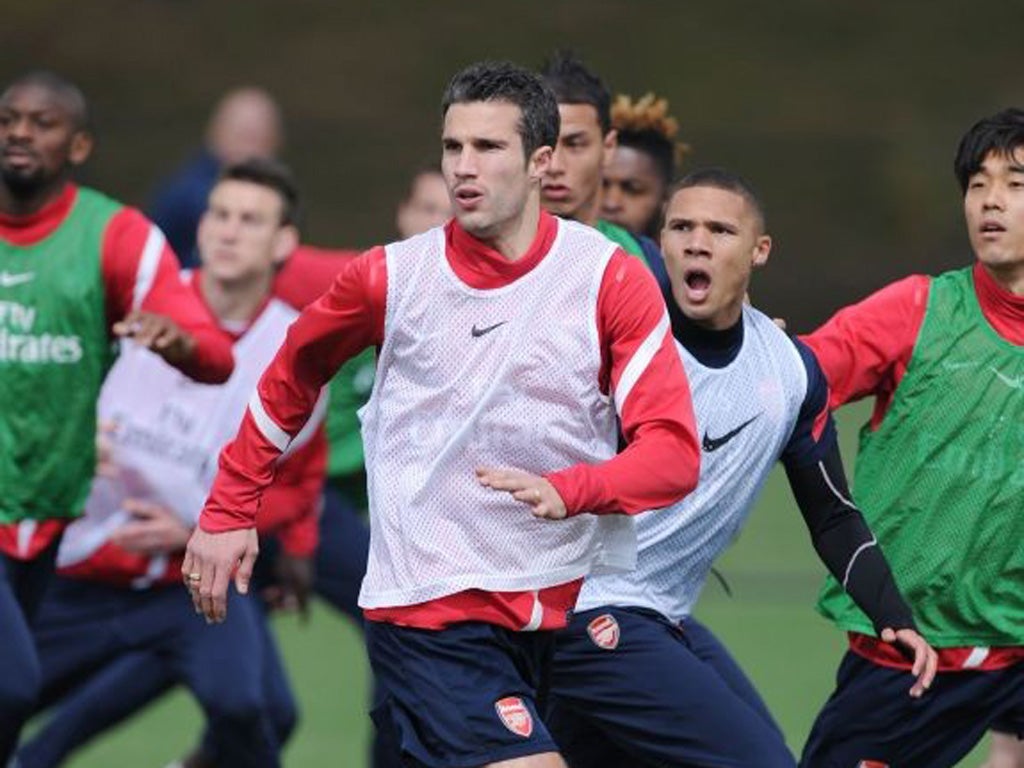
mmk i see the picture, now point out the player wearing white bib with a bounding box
[545,169,937,768]
[14,160,325,768]
[184,62,700,768]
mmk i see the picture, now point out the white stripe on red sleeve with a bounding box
[248,392,292,453]
[132,225,166,310]
[613,309,670,416]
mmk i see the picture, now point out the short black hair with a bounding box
[2,70,90,131]
[953,108,1024,193]
[217,158,300,226]
[670,168,767,231]
[441,61,559,161]
[539,51,611,134]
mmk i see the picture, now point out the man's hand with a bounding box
[113,310,196,368]
[262,553,314,621]
[476,468,568,520]
[880,627,938,698]
[182,527,259,623]
[111,498,191,555]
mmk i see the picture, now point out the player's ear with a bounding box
[752,234,771,269]
[602,129,618,168]
[68,131,93,167]
[528,145,553,182]
[273,225,300,266]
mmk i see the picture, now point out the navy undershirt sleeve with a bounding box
[782,339,916,633]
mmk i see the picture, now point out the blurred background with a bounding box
[5,0,1024,330]
[5,2,1019,764]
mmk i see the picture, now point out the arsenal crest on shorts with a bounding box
[586,613,620,650]
[494,696,533,738]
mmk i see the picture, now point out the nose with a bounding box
[982,183,1005,210]
[546,146,566,177]
[4,115,32,143]
[453,147,477,179]
[601,183,622,214]
[683,227,712,257]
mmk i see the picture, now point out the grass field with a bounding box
[51,402,991,767]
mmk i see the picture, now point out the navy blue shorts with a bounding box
[365,620,560,767]
[547,607,795,768]
[801,650,1024,768]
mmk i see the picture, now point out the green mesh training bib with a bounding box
[817,267,1024,646]
[0,187,119,522]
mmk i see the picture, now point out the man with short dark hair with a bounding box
[538,52,668,288]
[184,60,700,768]
[544,168,933,768]
[800,107,1024,768]
[0,70,234,761]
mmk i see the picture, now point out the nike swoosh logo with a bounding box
[990,366,1024,390]
[471,321,507,338]
[942,360,980,371]
[0,271,35,288]
[702,414,760,452]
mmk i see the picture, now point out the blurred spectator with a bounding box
[395,167,449,239]
[149,87,283,266]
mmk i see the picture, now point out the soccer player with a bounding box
[545,169,936,768]
[184,60,700,768]
[538,52,669,288]
[600,92,689,239]
[800,108,1024,767]
[14,158,325,768]
[0,70,235,761]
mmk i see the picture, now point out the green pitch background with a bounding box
[48,402,991,766]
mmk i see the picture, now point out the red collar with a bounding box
[974,262,1024,345]
[0,183,78,246]
[186,269,270,342]
[444,211,558,290]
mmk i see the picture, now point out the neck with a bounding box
[200,270,273,324]
[488,192,542,261]
[573,191,601,228]
[669,299,745,369]
[982,261,1024,296]
[0,176,70,217]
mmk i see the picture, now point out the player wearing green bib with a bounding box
[0,71,234,761]
[801,108,1024,768]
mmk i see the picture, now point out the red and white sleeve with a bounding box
[546,250,700,516]
[201,246,387,533]
[801,275,930,410]
[101,208,234,383]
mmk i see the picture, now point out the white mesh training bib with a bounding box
[358,220,636,609]
[576,306,808,622]
[59,298,325,579]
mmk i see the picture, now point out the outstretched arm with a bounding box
[783,339,936,697]
[184,247,386,622]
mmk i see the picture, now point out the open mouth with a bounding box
[980,221,1006,235]
[454,187,483,208]
[682,268,712,302]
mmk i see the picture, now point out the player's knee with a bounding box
[203,685,268,726]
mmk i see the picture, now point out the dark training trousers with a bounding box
[0,540,61,764]
[547,607,795,768]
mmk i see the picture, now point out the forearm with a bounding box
[785,445,915,632]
